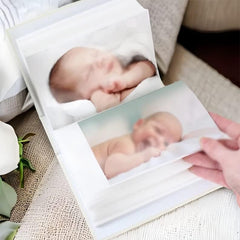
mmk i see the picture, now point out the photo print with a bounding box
[79,81,224,184]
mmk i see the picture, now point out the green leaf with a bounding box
[16,133,36,188]
[0,177,17,218]
[0,221,20,240]
[18,139,30,144]
[6,227,19,240]
[22,133,35,140]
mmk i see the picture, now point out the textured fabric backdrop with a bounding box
[183,0,240,31]
[137,0,188,74]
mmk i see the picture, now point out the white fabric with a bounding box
[0,40,23,101]
[0,0,73,121]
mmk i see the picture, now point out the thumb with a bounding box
[238,136,240,148]
[236,193,240,207]
[201,137,232,164]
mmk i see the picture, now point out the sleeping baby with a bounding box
[49,47,156,112]
[92,112,182,179]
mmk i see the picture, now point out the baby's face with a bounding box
[132,114,182,152]
[63,47,123,99]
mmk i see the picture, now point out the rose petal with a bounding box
[0,121,19,175]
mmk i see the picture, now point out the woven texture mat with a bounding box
[183,0,240,31]
[5,108,56,222]
[15,44,240,239]
[164,44,240,122]
[138,0,188,74]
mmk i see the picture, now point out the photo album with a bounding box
[7,0,226,239]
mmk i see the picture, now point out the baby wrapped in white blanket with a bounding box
[49,46,157,112]
[26,14,163,128]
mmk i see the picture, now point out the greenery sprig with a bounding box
[17,133,36,188]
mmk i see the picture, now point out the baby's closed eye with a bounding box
[85,65,93,80]
[164,141,169,147]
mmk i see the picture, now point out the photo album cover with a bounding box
[7,0,226,239]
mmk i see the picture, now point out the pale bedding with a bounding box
[0,0,72,121]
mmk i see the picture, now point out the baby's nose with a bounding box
[156,136,167,150]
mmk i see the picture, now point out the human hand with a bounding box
[184,113,240,207]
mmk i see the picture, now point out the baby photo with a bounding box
[25,11,163,129]
[49,47,156,112]
[79,81,224,183]
[92,111,182,179]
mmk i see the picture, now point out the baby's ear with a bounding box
[134,119,144,129]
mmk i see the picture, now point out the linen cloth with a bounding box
[138,0,188,74]
[164,44,240,122]
[5,108,56,222]
[0,0,73,122]
[183,0,240,31]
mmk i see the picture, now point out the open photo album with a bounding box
[7,0,226,239]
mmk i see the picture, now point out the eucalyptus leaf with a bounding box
[0,177,17,218]
[6,227,19,240]
[0,221,20,240]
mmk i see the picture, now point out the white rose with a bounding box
[0,121,19,175]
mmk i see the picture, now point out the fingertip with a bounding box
[200,137,230,163]
[209,112,219,119]
[200,137,211,147]
[183,155,195,163]
[236,193,240,208]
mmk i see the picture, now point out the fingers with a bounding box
[105,79,125,93]
[184,152,221,170]
[189,166,229,188]
[219,139,239,150]
[210,112,240,140]
[236,193,240,207]
[200,138,232,164]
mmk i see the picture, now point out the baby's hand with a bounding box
[90,90,121,112]
[143,147,161,162]
[103,76,126,93]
